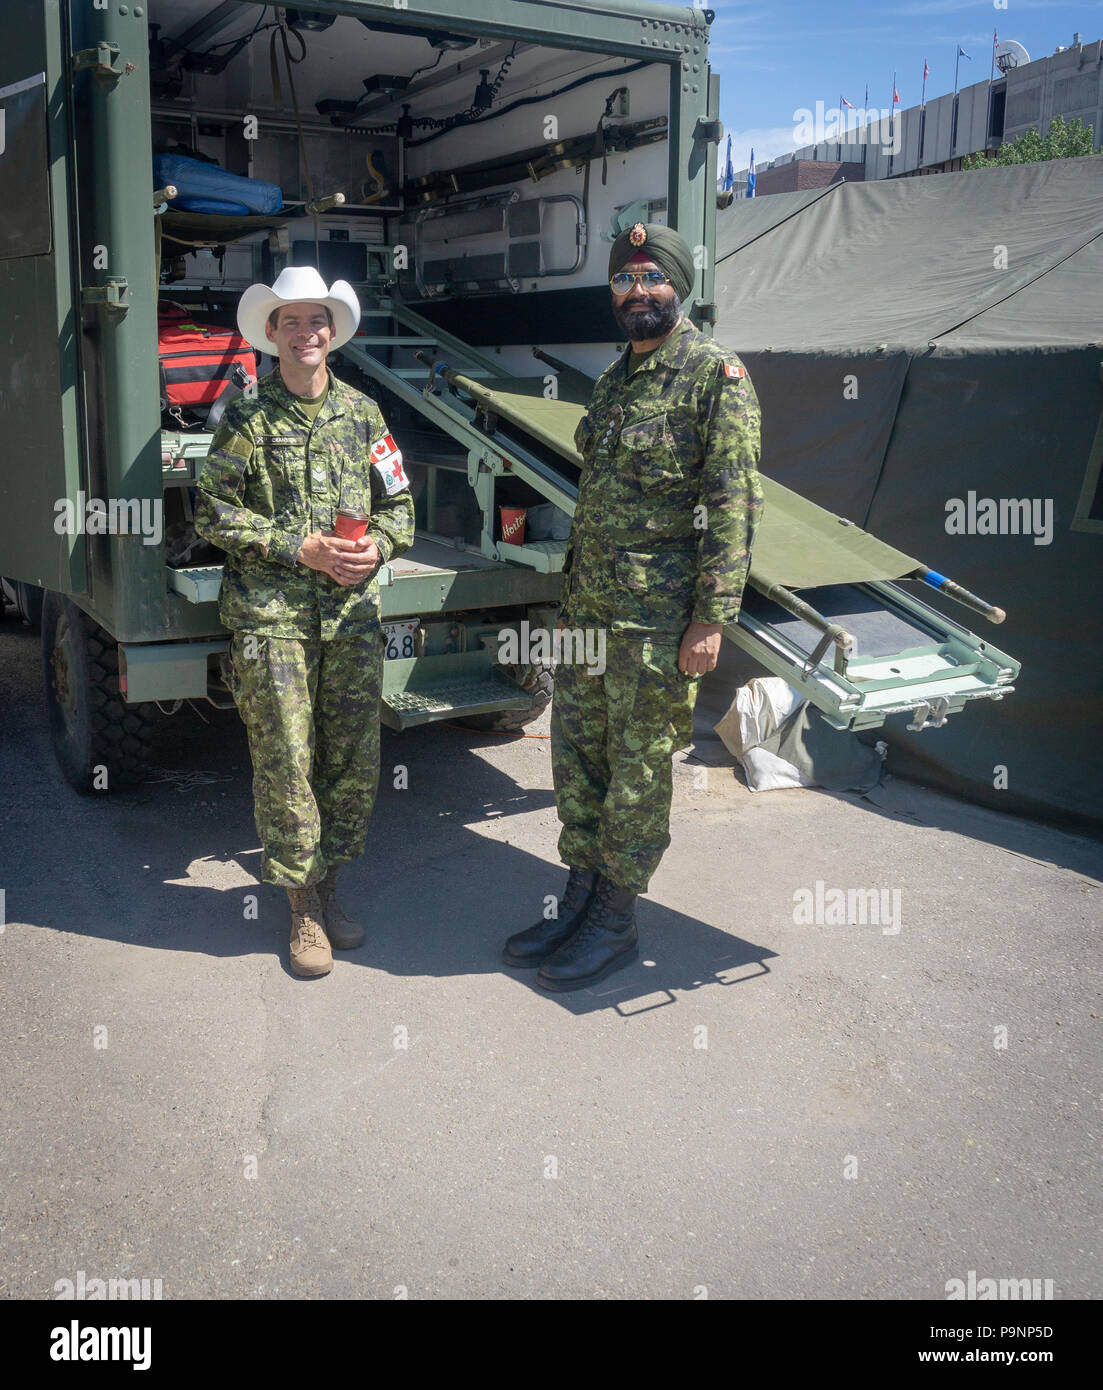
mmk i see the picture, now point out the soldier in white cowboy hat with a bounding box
[195,266,415,978]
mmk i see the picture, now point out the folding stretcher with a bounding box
[338,321,1019,734]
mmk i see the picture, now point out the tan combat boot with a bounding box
[317,866,365,950]
[287,885,333,977]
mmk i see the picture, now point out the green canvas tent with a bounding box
[714,156,1103,826]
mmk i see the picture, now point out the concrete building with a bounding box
[729,33,1103,195]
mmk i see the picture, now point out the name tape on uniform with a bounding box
[371,433,409,495]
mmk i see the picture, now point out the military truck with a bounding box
[0,0,1018,793]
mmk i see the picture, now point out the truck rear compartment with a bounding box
[148,0,670,428]
[146,1,677,722]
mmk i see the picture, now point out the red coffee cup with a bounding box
[500,506,526,546]
[334,507,369,541]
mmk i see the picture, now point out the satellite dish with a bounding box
[995,40,1031,74]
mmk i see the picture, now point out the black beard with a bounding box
[613,292,682,341]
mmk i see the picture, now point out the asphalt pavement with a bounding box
[1,612,1099,1300]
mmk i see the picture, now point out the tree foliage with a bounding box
[964,115,1096,169]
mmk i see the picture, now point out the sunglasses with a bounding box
[609,270,671,295]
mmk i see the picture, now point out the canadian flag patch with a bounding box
[723,362,745,379]
[370,433,409,495]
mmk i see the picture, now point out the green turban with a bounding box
[608,222,695,302]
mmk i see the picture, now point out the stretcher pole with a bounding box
[747,580,856,676]
[911,568,1006,624]
[531,348,598,399]
[417,357,504,422]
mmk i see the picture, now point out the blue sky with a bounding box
[706,0,1103,170]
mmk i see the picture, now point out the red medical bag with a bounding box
[158,304,256,412]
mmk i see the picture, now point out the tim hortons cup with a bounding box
[500,506,526,546]
[334,507,369,541]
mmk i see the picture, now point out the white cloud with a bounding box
[721,125,808,169]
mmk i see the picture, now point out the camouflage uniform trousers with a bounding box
[550,636,699,894]
[227,629,385,888]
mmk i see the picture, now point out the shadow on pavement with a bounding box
[1,624,777,1013]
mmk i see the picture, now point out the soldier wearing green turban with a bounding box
[503,222,765,992]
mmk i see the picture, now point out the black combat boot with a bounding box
[536,875,639,992]
[501,867,598,968]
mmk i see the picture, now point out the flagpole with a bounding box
[921,64,927,108]
[863,82,869,168]
[953,46,971,153]
[890,69,896,158]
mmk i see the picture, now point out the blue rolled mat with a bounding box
[153,153,284,215]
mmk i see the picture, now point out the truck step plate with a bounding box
[167,565,223,603]
[383,675,530,729]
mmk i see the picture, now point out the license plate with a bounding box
[382,619,419,660]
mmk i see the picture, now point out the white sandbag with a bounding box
[714,676,810,792]
[715,676,887,794]
[740,745,814,791]
[715,676,805,757]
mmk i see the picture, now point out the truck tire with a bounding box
[41,592,157,793]
[15,581,44,631]
[0,578,43,629]
[456,664,554,733]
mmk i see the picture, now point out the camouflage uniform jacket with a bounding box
[562,317,764,640]
[194,368,415,639]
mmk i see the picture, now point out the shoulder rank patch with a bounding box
[723,362,745,379]
[220,432,253,460]
[370,433,409,495]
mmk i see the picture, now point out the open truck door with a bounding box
[0,0,87,601]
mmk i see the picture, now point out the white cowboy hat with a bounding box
[236,266,361,353]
